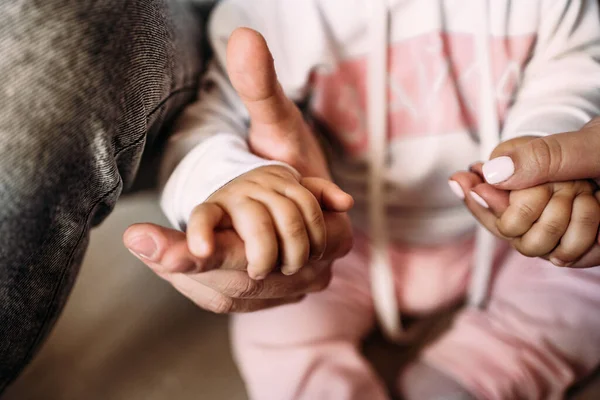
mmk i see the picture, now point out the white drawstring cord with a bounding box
[366,0,403,340]
[468,0,499,308]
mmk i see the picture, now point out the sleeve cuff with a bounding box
[160,133,299,230]
[502,105,592,141]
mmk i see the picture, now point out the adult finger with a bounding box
[226,28,303,142]
[124,223,248,273]
[188,264,332,300]
[321,212,354,260]
[166,273,306,313]
[470,183,510,217]
[226,28,330,179]
[124,223,200,273]
[449,172,502,237]
[482,123,600,189]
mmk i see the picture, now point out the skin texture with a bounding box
[451,136,600,268]
[123,28,355,313]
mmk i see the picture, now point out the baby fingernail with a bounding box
[251,272,266,280]
[448,180,465,200]
[550,258,567,267]
[281,266,298,276]
[470,191,489,209]
[482,156,515,184]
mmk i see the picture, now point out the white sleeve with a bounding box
[159,9,292,230]
[161,133,298,230]
[501,0,600,141]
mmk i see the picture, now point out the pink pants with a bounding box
[231,234,600,399]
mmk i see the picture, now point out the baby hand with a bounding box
[186,165,354,280]
[496,180,600,266]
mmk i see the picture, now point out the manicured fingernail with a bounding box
[482,156,515,184]
[126,235,157,260]
[470,191,489,209]
[448,180,465,200]
[550,257,567,267]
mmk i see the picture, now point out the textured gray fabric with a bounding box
[0,0,206,391]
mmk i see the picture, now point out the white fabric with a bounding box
[365,0,403,340]
[159,0,600,335]
[161,134,299,230]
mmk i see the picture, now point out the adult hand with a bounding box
[451,136,600,269]
[123,28,354,311]
[123,210,352,313]
[480,119,600,189]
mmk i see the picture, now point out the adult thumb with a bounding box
[482,122,600,190]
[226,27,330,179]
[226,27,302,139]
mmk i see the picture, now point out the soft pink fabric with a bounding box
[231,233,600,400]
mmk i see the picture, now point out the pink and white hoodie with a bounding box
[160,0,600,338]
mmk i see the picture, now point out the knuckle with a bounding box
[308,209,326,232]
[265,164,296,180]
[245,212,274,237]
[575,180,595,193]
[513,239,544,258]
[497,220,517,238]
[254,218,275,235]
[516,203,537,221]
[528,138,564,180]
[497,215,525,238]
[241,279,264,298]
[285,219,308,240]
[576,209,600,227]
[541,220,565,238]
[225,276,264,298]
[574,197,600,225]
[306,198,324,222]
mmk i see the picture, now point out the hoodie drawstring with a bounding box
[367,0,403,340]
[468,0,500,308]
[367,0,499,340]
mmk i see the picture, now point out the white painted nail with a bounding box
[448,180,465,200]
[470,191,489,209]
[482,156,515,184]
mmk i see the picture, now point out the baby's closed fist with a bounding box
[186,165,353,280]
[497,180,600,267]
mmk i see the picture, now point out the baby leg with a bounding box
[231,246,389,400]
[421,249,600,399]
